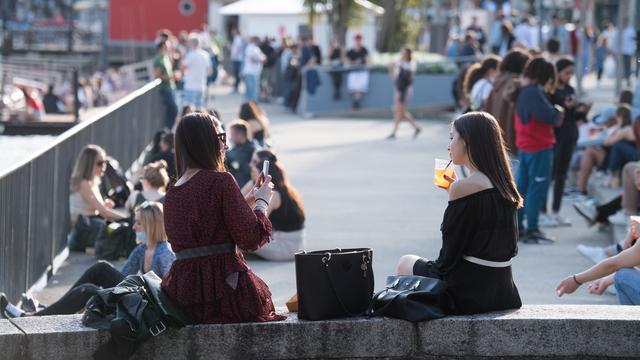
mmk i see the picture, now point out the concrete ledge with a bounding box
[0,319,24,359]
[3,305,640,359]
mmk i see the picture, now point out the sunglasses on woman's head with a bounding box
[140,201,152,209]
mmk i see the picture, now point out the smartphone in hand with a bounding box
[262,160,270,178]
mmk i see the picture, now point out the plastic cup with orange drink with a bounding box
[434,158,455,189]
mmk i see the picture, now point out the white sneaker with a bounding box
[577,244,608,264]
[539,213,559,228]
[552,213,572,226]
[608,211,629,226]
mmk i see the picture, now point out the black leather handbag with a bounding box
[369,275,450,322]
[83,271,190,359]
[295,248,373,321]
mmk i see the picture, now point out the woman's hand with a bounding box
[437,171,457,191]
[104,199,115,209]
[587,275,614,295]
[253,174,274,204]
[555,275,581,297]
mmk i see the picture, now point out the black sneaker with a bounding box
[0,293,24,318]
[521,230,555,245]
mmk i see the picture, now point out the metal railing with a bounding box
[0,79,163,302]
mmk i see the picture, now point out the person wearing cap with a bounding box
[346,34,369,110]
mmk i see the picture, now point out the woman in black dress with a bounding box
[396,111,523,315]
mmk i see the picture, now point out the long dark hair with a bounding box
[463,55,501,97]
[254,149,305,220]
[453,112,523,208]
[238,101,270,139]
[523,56,556,90]
[174,112,225,177]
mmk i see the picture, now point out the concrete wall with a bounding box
[2,305,640,359]
[299,70,456,116]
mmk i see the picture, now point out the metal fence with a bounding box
[0,79,163,303]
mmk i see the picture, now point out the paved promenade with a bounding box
[34,77,621,309]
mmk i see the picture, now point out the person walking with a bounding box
[153,40,179,130]
[242,36,266,102]
[387,47,421,139]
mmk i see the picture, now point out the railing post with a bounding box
[73,68,80,122]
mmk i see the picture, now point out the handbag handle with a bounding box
[322,252,373,317]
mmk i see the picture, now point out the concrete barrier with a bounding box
[2,305,640,359]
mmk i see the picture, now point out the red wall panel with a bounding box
[109,0,208,42]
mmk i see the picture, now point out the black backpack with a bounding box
[100,158,132,208]
[95,220,136,261]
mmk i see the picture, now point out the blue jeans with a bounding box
[182,89,204,108]
[159,88,178,130]
[232,60,243,91]
[608,141,638,173]
[244,74,259,102]
[614,268,640,305]
[517,148,553,232]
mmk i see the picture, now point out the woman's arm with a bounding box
[220,173,272,251]
[121,246,143,276]
[267,191,282,216]
[78,181,126,221]
[556,240,640,296]
[603,126,624,146]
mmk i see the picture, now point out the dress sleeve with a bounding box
[121,245,144,276]
[434,199,478,275]
[219,172,273,251]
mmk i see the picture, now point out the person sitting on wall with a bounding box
[1,201,174,317]
[67,145,127,252]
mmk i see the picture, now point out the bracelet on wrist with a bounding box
[256,198,270,207]
[573,274,583,286]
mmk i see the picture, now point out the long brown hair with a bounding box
[174,112,225,177]
[238,101,270,139]
[70,144,105,192]
[254,150,305,220]
[453,112,523,208]
[463,55,501,97]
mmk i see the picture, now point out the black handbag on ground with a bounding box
[369,275,450,322]
[83,271,190,360]
[95,220,136,260]
[295,248,373,321]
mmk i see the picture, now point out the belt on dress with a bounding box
[463,255,512,268]
[175,243,236,261]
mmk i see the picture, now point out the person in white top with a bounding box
[242,36,266,102]
[181,33,212,108]
[611,18,637,86]
[463,55,500,111]
[513,17,537,49]
[230,29,245,93]
[387,47,422,139]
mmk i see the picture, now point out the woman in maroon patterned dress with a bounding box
[161,111,285,324]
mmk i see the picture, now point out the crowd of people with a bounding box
[4,10,640,334]
[0,89,309,321]
[448,13,639,91]
[449,10,640,306]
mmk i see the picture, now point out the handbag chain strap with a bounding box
[322,251,373,317]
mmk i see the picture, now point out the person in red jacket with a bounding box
[514,57,564,244]
[161,111,285,324]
